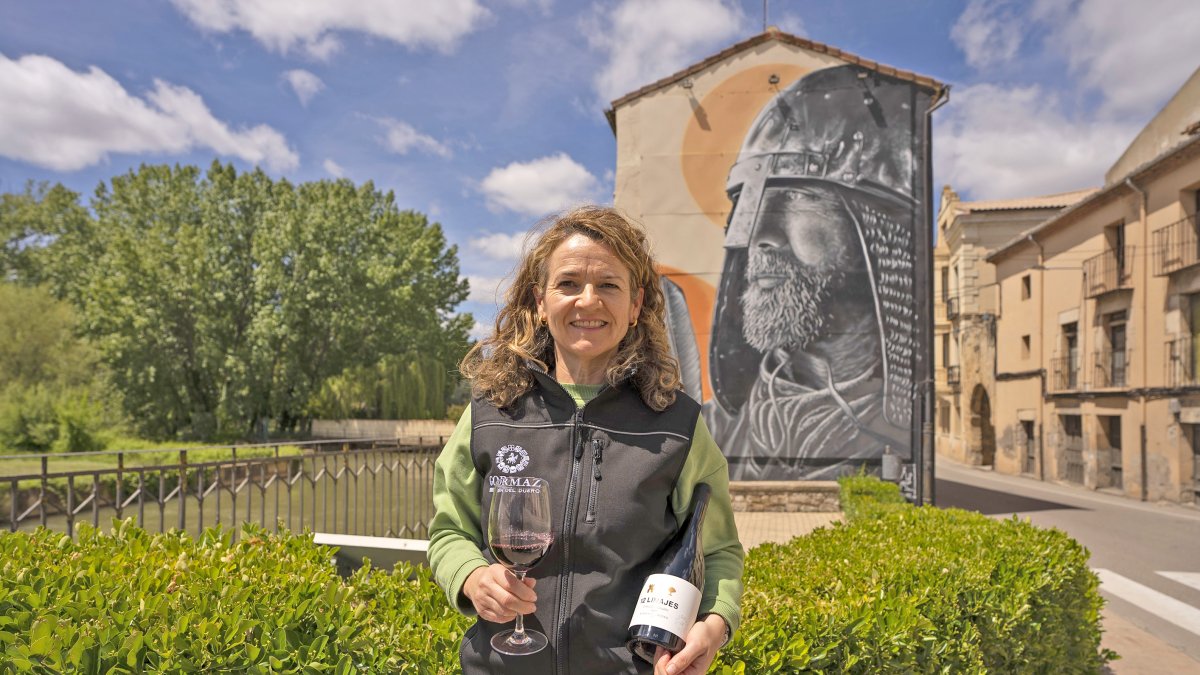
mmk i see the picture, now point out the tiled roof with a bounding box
[605,26,946,130]
[958,188,1098,213]
[988,134,1200,263]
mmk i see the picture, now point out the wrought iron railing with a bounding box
[946,365,961,386]
[1151,214,1200,276]
[1050,356,1080,391]
[1166,336,1200,388]
[1083,246,1135,298]
[946,296,960,319]
[0,437,441,540]
[1092,348,1130,388]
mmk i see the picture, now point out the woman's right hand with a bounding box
[463,563,538,623]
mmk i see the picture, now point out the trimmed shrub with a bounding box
[0,520,469,673]
[711,477,1110,674]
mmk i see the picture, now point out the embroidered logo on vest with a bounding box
[495,444,530,474]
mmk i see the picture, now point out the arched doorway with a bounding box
[970,385,996,466]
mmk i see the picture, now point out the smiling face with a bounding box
[534,233,644,384]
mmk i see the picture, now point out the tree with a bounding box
[59,161,470,439]
[0,182,93,293]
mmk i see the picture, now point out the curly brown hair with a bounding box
[460,206,681,411]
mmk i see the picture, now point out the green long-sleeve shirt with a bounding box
[427,383,745,636]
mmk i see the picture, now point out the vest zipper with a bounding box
[556,408,585,675]
[585,439,602,524]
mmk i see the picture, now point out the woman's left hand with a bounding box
[652,614,726,675]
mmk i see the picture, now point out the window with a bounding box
[1102,415,1123,486]
[942,333,950,368]
[1064,322,1079,388]
[941,267,950,303]
[1105,311,1127,387]
[939,402,950,433]
[1021,274,1031,300]
[1021,335,1031,359]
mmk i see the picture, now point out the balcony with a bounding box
[946,296,960,319]
[1051,356,1080,392]
[1092,348,1130,388]
[1152,214,1200,276]
[1166,336,1200,388]
[1083,246,1135,298]
[946,365,961,387]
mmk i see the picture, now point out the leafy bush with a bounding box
[0,479,1111,674]
[711,477,1111,674]
[0,521,469,673]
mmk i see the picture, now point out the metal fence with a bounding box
[1082,246,1134,298]
[0,437,442,540]
[1050,356,1079,391]
[1151,214,1200,276]
[1093,348,1130,388]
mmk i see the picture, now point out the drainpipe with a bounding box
[1027,233,1046,481]
[1125,176,1149,501]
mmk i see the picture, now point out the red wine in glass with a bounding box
[487,477,553,656]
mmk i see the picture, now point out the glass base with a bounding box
[491,627,548,656]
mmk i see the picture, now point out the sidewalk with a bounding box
[733,511,842,549]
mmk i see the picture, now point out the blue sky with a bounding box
[2,0,1198,335]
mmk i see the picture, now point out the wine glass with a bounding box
[487,477,554,656]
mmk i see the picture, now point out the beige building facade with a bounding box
[988,68,1200,504]
[934,188,1094,466]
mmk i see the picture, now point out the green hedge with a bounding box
[709,477,1111,674]
[1,478,1111,673]
[0,521,469,673]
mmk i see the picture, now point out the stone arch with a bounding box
[970,384,996,466]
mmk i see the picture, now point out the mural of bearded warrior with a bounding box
[702,64,931,481]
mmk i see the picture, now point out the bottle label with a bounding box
[628,574,702,640]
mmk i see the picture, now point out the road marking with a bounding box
[1095,569,1200,637]
[1160,572,1200,594]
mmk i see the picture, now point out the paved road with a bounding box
[934,460,1200,671]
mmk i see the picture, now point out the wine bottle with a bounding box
[626,482,711,663]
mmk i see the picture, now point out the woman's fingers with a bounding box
[464,564,538,622]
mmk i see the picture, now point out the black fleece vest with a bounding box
[460,371,700,675]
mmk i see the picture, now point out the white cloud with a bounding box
[170,0,491,60]
[587,0,748,104]
[950,0,1023,69]
[0,53,298,172]
[935,84,1135,199]
[480,153,600,216]
[469,232,529,260]
[375,117,452,158]
[467,275,510,304]
[1048,0,1200,116]
[283,69,323,105]
[323,158,345,177]
[469,320,492,341]
[773,13,807,37]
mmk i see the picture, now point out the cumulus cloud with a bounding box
[935,84,1135,199]
[323,158,345,177]
[950,0,1023,69]
[587,0,748,104]
[374,117,452,158]
[467,275,510,304]
[169,0,491,60]
[469,320,492,341]
[480,153,600,216]
[1047,0,1200,116]
[469,232,529,260]
[283,69,323,105]
[0,53,298,172]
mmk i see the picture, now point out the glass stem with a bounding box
[511,570,530,643]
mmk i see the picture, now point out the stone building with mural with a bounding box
[987,67,1200,504]
[606,28,944,497]
[933,187,1094,467]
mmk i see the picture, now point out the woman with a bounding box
[428,206,743,675]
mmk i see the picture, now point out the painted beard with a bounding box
[741,248,843,352]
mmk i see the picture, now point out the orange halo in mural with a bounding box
[681,63,810,227]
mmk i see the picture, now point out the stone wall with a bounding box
[729,481,840,512]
